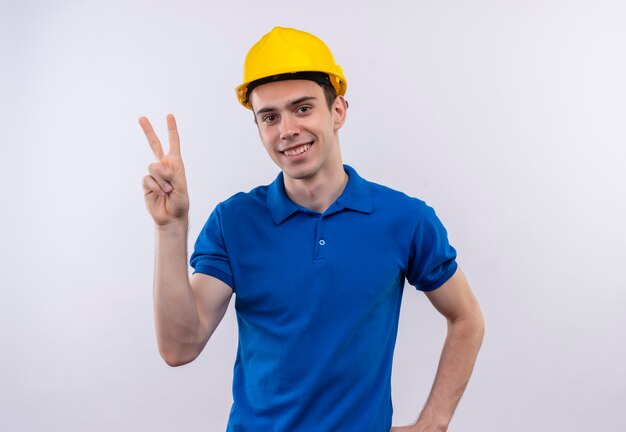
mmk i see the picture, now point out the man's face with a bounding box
[250,79,346,182]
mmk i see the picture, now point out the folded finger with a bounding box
[148,163,173,193]
[139,116,165,160]
[142,175,166,197]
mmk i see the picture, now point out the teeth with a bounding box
[284,143,311,156]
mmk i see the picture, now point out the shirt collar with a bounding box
[267,164,373,225]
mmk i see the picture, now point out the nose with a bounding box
[279,114,299,140]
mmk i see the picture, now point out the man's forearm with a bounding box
[416,313,484,430]
[153,218,201,366]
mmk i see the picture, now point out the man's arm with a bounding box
[392,267,484,432]
[140,114,233,367]
[153,220,233,367]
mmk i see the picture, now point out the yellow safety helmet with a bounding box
[236,26,348,109]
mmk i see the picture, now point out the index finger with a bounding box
[138,116,164,160]
[166,114,181,156]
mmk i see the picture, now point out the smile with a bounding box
[282,143,312,157]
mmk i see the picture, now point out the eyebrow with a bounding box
[254,96,318,116]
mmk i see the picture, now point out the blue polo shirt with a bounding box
[190,165,457,432]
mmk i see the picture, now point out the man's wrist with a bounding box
[156,217,189,236]
[414,405,450,432]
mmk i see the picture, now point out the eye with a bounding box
[296,105,312,114]
[262,114,278,123]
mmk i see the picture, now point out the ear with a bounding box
[332,95,348,131]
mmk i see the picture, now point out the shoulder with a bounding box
[214,183,271,215]
[357,174,452,241]
[366,178,430,219]
[197,184,273,236]
[346,166,443,227]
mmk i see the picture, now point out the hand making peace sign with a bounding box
[140,114,190,226]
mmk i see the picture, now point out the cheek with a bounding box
[258,128,275,148]
[261,139,273,155]
[259,136,282,162]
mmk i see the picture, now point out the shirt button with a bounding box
[319,239,326,246]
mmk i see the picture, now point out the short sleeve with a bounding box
[189,205,235,290]
[405,203,458,291]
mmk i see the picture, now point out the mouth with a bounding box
[282,142,313,157]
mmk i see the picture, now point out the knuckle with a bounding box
[142,175,155,188]
[148,163,160,175]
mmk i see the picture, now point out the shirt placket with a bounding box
[312,214,327,262]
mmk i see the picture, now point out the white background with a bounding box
[2,0,625,430]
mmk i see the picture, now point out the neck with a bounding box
[283,161,348,214]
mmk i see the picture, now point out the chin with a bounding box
[282,164,318,181]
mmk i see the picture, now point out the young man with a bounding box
[140,27,484,432]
